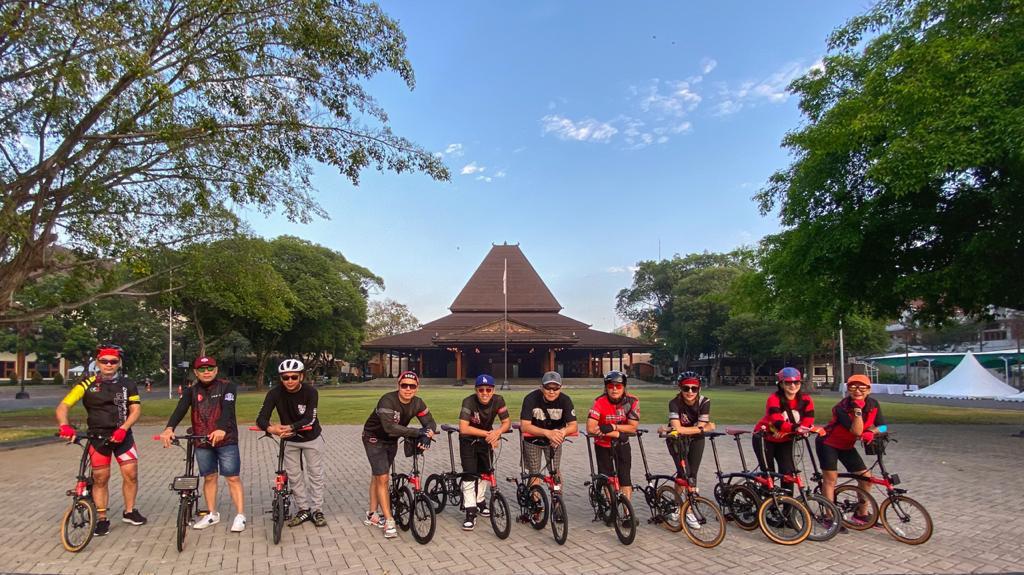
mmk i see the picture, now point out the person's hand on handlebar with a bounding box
[485,428,502,448]
[547,427,566,447]
[159,427,176,448]
[58,424,76,441]
[208,429,226,446]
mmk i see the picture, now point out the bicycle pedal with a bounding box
[583,481,591,486]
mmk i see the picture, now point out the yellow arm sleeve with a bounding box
[60,378,92,407]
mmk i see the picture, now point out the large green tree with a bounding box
[756,0,1024,324]
[0,0,448,322]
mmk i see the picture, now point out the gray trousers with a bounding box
[284,435,325,511]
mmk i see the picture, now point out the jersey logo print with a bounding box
[531,408,548,421]
[297,404,306,415]
[224,393,235,401]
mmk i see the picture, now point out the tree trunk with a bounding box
[749,359,757,387]
[192,306,206,356]
[808,349,817,392]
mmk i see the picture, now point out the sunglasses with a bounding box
[783,381,802,386]
[97,359,120,365]
[280,374,301,381]
[605,383,624,390]
[476,387,495,393]
[399,383,419,390]
[196,366,217,373]
[679,385,699,393]
[542,385,561,391]
[847,384,869,391]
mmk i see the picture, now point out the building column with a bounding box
[418,353,424,376]
[455,349,463,381]
[587,353,593,377]
[619,349,624,371]
[15,350,25,379]
[548,348,555,373]
[388,351,393,378]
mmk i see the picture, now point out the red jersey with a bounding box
[588,393,640,448]
[823,396,885,450]
[754,391,814,443]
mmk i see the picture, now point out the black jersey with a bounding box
[60,374,140,433]
[519,389,576,445]
[255,382,320,442]
[459,394,510,432]
[166,379,239,445]
[668,394,711,427]
[362,391,437,443]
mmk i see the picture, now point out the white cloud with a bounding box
[541,115,618,142]
[475,175,493,183]
[714,60,816,115]
[460,162,485,175]
[639,79,702,116]
[494,170,507,178]
[701,57,718,75]
[443,143,464,156]
[606,265,640,274]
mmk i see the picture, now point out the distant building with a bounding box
[0,351,70,381]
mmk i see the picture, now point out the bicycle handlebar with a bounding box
[247,425,313,432]
[151,434,208,441]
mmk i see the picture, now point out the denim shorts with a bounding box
[195,443,241,477]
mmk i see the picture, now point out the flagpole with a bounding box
[502,257,509,390]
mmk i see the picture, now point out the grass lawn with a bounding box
[3,387,1022,434]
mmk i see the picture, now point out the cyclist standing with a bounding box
[586,371,640,504]
[255,359,326,528]
[361,371,437,539]
[458,374,512,530]
[519,371,577,489]
[752,367,818,490]
[818,374,886,525]
[666,371,715,528]
[55,345,146,536]
[159,356,246,532]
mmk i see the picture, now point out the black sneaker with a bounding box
[478,501,490,518]
[311,510,327,527]
[288,509,311,527]
[122,509,147,526]
[94,519,110,536]
[462,512,476,531]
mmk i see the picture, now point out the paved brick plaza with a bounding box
[1,424,1022,575]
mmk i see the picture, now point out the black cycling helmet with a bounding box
[677,371,700,386]
[603,370,627,386]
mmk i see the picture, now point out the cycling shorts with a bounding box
[815,436,867,473]
[88,435,138,468]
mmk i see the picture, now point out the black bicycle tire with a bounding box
[410,493,437,544]
[424,474,446,513]
[448,476,464,510]
[489,491,512,540]
[176,497,189,552]
[551,495,569,545]
[834,484,879,530]
[724,484,761,531]
[60,498,96,553]
[612,493,637,545]
[272,493,285,545]
[757,495,812,545]
[805,493,841,542]
[394,485,415,531]
[654,484,684,533]
[879,495,933,545]
[528,484,549,530]
[681,495,727,548]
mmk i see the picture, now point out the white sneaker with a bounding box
[685,512,700,530]
[668,510,680,524]
[230,514,246,532]
[193,511,220,530]
[384,518,398,539]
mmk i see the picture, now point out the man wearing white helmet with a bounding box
[255,358,326,527]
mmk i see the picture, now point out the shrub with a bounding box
[52,373,64,386]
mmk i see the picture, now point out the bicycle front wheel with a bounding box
[681,495,726,548]
[393,485,415,531]
[410,493,436,544]
[757,495,811,545]
[176,497,191,552]
[612,493,637,545]
[550,495,568,545]
[60,498,96,553]
[272,492,285,545]
[424,474,446,513]
[528,484,549,530]
[879,495,932,545]
[834,484,878,530]
[654,484,683,533]
[489,491,511,540]
[805,493,841,542]
[724,484,761,531]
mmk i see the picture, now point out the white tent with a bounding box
[996,391,1024,402]
[905,351,1019,399]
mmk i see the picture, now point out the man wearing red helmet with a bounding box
[56,346,145,536]
[752,367,819,489]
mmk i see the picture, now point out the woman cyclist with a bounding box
[666,371,715,528]
[586,371,640,504]
[752,367,818,490]
[818,374,886,525]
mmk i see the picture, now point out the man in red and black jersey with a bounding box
[361,371,437,539]
[56,346,145,536]
[818,374,886,524]
[667,372,715,485]
[752,367,819,489]
[457,374,512,530]
[160,356,246,532]
[586,371,640,502]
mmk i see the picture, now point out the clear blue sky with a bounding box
[249,1,874,332]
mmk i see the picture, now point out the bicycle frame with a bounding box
[835,435,903,494]
[635,429,679,520]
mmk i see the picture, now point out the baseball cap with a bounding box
[541,371,562,388]
[193,356,217,369]
[847,374,872,387]
[475,374,496,387]
[397,370,420,384]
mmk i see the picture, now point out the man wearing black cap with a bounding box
[519,371,577,486]
[457,374,512,530]
[160,356,245,532]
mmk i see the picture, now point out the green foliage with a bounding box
[756,0,1024,324]
[0,0,449,321]
[366,299,421,341]
[52,372,64,386]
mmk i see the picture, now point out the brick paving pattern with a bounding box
[1,424,1022,574]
